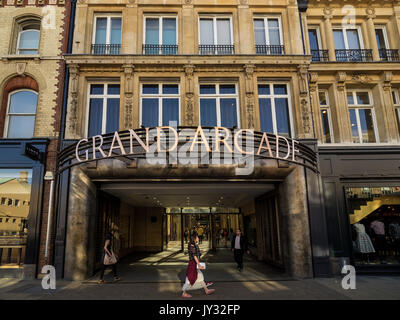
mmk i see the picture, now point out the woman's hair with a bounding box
[189,233,197,245]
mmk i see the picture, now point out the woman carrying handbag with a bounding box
[98,232,120,284]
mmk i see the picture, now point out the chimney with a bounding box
[20,171,28,183]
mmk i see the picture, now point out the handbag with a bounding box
[103,250,118,265]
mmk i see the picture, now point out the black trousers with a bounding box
[100,263,117,280]
[234,249,244,269]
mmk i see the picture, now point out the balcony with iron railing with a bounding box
[311,50,329,62]
[142,44,178,55]
[379,48,400,62]
[199,45,235,55]
[335,49,373,62]
[255,45,285,55]
[91,44,121,55]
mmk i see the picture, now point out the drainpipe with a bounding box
[60,0,77,142]
[44,172,55,258]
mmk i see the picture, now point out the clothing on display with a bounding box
[370,220,385,235]
[389,223,400,240]
[353,223,375,253]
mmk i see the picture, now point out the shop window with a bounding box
[347,90,378,143]
[392,89,400,137]
[318,90,333,143]
[0,169,32,265]
[199,83,239,128]
[13,18,41,55]
[4,90,37,138]
[143,16,177,54]
[254,16,283,54]
[346,186,400,266]
[92,15,122,54]
[199,16,234,54]
[258,83,292,138]
[87,83,120,137]
[140,83,180,127]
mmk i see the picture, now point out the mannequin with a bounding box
[370,219,386,264]
[353,222,375,264]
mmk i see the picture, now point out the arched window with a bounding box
[17,22,40,54]
[4,90,38,138]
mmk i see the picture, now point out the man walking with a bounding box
[231,228,250,272]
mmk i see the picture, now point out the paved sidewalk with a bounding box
[0,275,399,300]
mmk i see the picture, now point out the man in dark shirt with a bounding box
[231,228,250,272]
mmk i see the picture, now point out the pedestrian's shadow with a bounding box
[177,268,186,282]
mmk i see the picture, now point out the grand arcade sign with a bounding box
[57,126,318,174]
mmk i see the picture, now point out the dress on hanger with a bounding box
[354,223,375,253]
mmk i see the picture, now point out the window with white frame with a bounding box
[392,89,400,137]
[4,90,37,138]
[140,83,180,127]
[258,83,292,138]
[375,26,394,61]
[16,20,40,54]
[199,84,239,128]
[318,90,333,143]
[308,27,327,61]
[347,90,378,143]
[333,27,368,61]
[199,16,233,54]
[143,16,177,54]
[92,15,122,54]
[87,83,120,137]
[253,16,283,54]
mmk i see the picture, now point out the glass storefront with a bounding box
[346,186,400,266]
[0,169,32,267]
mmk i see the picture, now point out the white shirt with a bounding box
[235,235,241,249]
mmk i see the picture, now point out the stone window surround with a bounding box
[9,15,42,55]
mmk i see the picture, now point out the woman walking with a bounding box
[98,232,120,284]
[181,234,215,298]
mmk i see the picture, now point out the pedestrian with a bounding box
[231,228,250,272]
[184,228,189,243]
[98,232,120,284]
[223,229,228,247]
[198,225,204,244]
[228,228,234,242]
[181,234,215,298]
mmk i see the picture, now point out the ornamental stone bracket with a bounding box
[309,72,318,93]
[383,71,393,91]
[184,64,195,126]
[68,64,80,136]
[123,64,134,128]
[336,71,347,91]
[244,64,255,129]
[350,73,372,84]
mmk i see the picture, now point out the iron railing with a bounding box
[142,44,178,55]
[335,49,373,62]
[91,44,121,55]
[255,45,285,55]
[311,50,329,62]
[379,48,400,62]
[199,45,234,55]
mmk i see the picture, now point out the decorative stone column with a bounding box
[64,166,97,280]
[382,71,400,142]
[184,64,195,126]
[68,64,80,138]
[323,8,336,61]
[335,71,352,142]
[297,65,313,139]
[366,8,380,61]
[123,64,134,129]
[244,64,255,129]
[278,166,313,278]
[309,72,323,141]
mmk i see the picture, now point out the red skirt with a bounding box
[186,260,198,285]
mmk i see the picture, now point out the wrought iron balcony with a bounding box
[91,44,121,55]
[255,45,285,55]
[311,50,329,62]
[379,48,400,62]
[199,45,235,55]
[142,44,178,55]
[335,49,373,62]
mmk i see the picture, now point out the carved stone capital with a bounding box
[366,7,376,19]
[336,71,346,91]
[383,71,393,91]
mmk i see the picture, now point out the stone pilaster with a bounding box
[244,64,255,129]
[323,8,336,61]
[68,64,80,137]
[123,64,134,130]
[366,8,380,61]
[184,64,195,126]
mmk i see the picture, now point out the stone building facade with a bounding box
[0,0,70,278]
